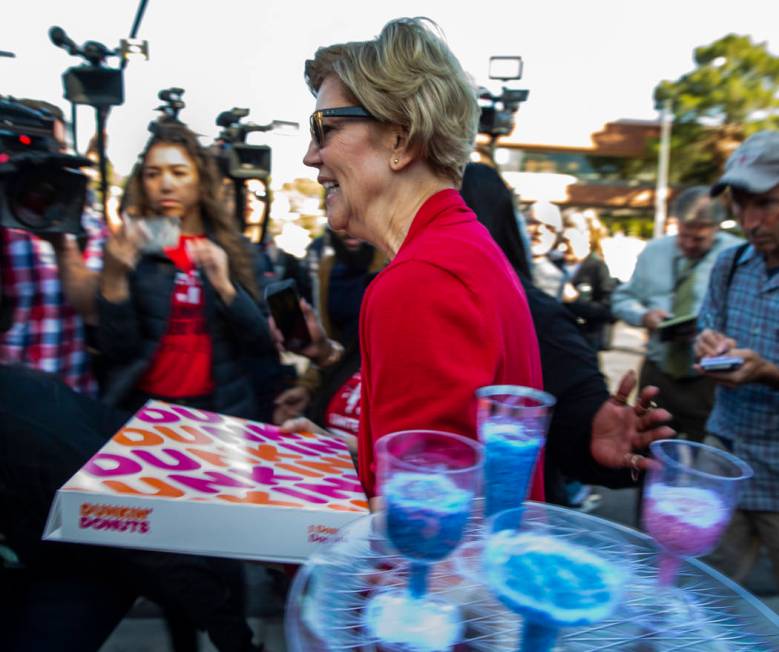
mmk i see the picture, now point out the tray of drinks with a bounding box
[284,502,779,651]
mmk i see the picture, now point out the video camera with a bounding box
[147,86,187,134]
[478,56,529,138]
[0,98,89,234]
[49,25,148,108]
[214,108,273,181]
[156,87,185,122]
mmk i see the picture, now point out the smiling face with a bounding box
[303,75,392,241]
[142,143,201,229]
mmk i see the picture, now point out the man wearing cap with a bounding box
[695,131,779,587]
[612,186,740,442]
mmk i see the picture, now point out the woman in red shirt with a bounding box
[98,121,274,419]
[301,19,544,499]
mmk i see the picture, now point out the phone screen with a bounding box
[700,355,744,372]
[264,280,311,352]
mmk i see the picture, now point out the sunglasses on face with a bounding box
[309,106,376,147]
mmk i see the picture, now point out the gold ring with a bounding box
[628,453,643,482]
[636,400,659,418]
[623,452,641,466]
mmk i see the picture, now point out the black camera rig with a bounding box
[156,87,186,122]
[479,87,530,138]
[0,97,90,235]
[214,107,273,182]
[147,87,187,135]
[48,0,149,219]
[478,56,529,159]
[214,107,285,237]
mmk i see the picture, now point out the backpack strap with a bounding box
[722,242,749,333]
[725,243,749,293]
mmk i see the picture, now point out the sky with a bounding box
[4,0,778,186]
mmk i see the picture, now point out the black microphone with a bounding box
[48,26,79,54]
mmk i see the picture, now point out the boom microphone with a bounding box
[48,26,78,55]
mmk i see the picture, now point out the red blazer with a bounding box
[358,189,544,498]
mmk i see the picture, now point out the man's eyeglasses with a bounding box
[309,106,376,147]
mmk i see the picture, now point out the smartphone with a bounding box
[264,279,312,352]
[133,216,181,253]
[700,355,744,372]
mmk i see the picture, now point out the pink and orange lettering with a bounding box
[132,448,202,472]
[102,477,185,497]
[85,453,143,477]
[168,471,254,494]
[114,427,164,447]
[155,425,213,446]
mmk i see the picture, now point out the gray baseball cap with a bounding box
[711,131,779,196]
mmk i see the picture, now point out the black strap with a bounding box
[722,242,749,332]
[725,243,749,292]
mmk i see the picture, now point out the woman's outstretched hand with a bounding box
[590,370,675,476]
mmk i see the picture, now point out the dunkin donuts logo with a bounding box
[79,502,153,534]
[308,523,344,544]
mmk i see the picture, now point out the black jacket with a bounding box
[563,253,615,349]
[97,251,274,419]
[522,281,634,491]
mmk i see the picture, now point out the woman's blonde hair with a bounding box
[305,17,478,185]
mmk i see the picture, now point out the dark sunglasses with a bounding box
[309,106,376,147]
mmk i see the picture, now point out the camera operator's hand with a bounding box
[186,239,236,305]
[100,223,146,303]
[33,232,100,322]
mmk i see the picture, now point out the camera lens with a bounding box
[7,166,87,232]
[10,169,58,228]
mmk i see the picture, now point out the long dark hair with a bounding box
[460,162,531,280]
[124,121,259,299]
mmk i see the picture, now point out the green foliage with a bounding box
[654,34,779,185]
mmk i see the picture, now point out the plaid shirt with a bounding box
[699,244,779,511]
[0,208,106,396]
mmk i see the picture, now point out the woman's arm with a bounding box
[527,284,673,487]
[187,239,275,355]
[97,226,144,360]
